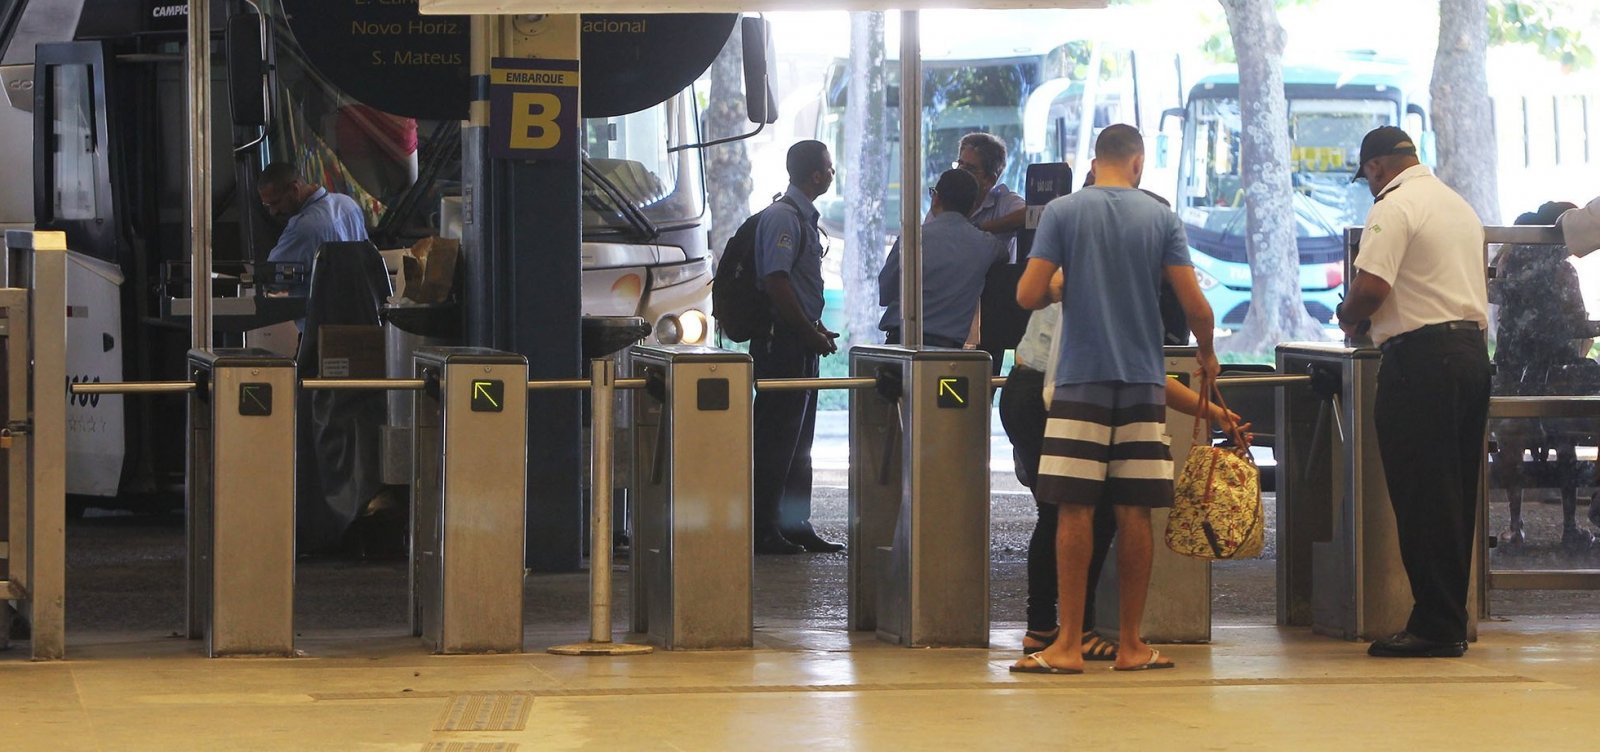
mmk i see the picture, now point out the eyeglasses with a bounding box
[951,160,982,175]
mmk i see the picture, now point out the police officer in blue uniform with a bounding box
[752,141,844,555]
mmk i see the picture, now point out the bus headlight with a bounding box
[654,314,683,344]
[679,309,709,344]
[1193,267,1220,291]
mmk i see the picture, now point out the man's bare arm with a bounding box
[1337,271,1391,338]
[1016,258,1060,310]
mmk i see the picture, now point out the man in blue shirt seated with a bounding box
[878,169,1009,347]
[259,162,370,297]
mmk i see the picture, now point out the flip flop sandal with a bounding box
[1113,647,1176,672]
[1022,629,1059,656]
[1081,632,1119,661]
[1009,652,1083,675]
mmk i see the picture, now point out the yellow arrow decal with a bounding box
[474,381,500,408]
[938,378,965,405]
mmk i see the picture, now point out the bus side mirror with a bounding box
[1159,107,1186,131]
[741,16,779,125]
[225,12,269,128]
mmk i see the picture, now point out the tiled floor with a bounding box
[4,618,1598,751]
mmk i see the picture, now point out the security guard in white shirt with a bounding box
[1337,126,1490,659]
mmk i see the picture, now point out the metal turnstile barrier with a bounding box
[627,345,754,650]
[1473,225,1600,595]
[1090,348,1212,643]
[1276,342,1480,641]
[187,349,297,656]
[411,347,528,654]
[0,230,67,660]
[849,345,991,647]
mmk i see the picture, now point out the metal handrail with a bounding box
[72,371,1319,397]
[755,377,878,392]
[301,378,425,391]
[71,381,197,395]
[1215,374,1314,388]
[1488,395,1600,419]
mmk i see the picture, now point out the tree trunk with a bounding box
[706,29,753,257]
[1432,0,1500,224]
[1218,0,1325,356]
[843,12,889,347]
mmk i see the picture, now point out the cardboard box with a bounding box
[318,324,386,379]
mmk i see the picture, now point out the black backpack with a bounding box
[713,196,798,342]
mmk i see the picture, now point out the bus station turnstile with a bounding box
[186,348,298,657]
[1276,342,1479,641]
[0,230,66,660]
[1090,347,1214,643]
[627,344,753,650]
[848,345,991,647]
[410,347,528,654]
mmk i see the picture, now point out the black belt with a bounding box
[1380,320,1482,352]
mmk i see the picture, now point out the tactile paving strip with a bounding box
[434,694,532,732]
[422,743,519,752]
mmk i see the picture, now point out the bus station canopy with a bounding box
[421,1,1107,13]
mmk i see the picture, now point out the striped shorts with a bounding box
[1036,382,1174,509]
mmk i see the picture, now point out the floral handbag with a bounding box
[1165,378,1264,560]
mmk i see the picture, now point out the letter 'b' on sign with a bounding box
[489,57,579,161]
[511,92,561,150]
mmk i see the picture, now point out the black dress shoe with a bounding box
[1367,631,1467,658]
[755,533,804,555]
[785,530,845,554]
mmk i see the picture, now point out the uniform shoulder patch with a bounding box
[776,232,793,249]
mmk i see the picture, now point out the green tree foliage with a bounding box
[1488,1,1594,70]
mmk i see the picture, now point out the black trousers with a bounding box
[997,365,1117,633]
[1374,328,1491,644]
[752,328,821,538]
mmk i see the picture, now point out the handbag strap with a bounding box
[1190,374,1252,452]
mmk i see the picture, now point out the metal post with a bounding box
[188,350,296,657]
[589,357,614,643]
[897,10,923,348]
[849,345,991,647]
[30,232,68,660]
[550,356,651,656]
[626,345,754,650]
[187,0,211,350]
[410,348,527,654]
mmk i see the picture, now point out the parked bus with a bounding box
[1166,59,1431,330]
[812,18,1155,242]
[0,0,736,502]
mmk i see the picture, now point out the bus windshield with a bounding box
[1178,95,1395,264]
[582,95,704,235]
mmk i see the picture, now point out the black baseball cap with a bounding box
[1350,126,1418,182]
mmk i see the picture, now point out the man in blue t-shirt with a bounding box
[1010,124,1218,675]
